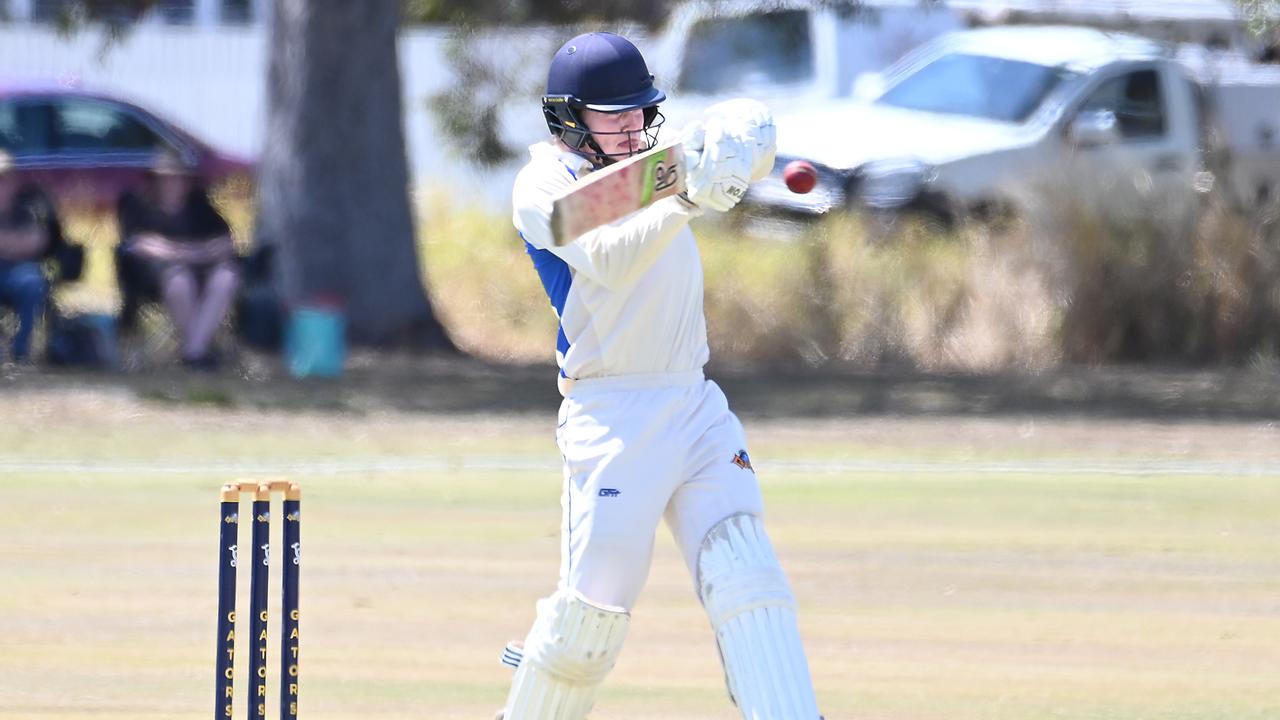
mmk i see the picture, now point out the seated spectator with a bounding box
[117,151,240,369]
[0,151,51,363]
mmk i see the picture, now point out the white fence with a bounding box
[0,24,521,202]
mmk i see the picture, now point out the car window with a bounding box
[877,54,1078,123]
[159,0,195,24]
[55,99,164,152]
[678,10,813,94]
[1080,70,1166,139]
[221,0,252,23]
[32,0,70,23]
[0,100,55,155]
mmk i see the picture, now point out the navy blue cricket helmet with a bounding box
[543,32,666,162]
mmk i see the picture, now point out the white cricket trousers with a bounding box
[555,370,765,610]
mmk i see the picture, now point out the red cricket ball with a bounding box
[784,160,818,194]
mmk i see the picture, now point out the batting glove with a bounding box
[682,123,752,213]
[702,98,777,182]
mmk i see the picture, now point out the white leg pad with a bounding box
[698,513,820,719]
[502,589,630,720]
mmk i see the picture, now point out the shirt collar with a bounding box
[530,141,594,179]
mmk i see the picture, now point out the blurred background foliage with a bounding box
[418,189,1280,371]
[404,0,672,27]
[38,0,1280,369]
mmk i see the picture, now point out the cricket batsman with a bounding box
[502,31,822,719]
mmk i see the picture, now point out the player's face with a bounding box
[581,108,646,157]
[155,173,192,211]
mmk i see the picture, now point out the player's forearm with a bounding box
[174,235,235,264]
[572,195,702,287]
[126,233,185,262]
[0,226,47,261]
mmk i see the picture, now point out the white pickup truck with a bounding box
[747,25,1280,229]
[645,0,965,113]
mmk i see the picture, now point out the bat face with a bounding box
[551,141,686,246]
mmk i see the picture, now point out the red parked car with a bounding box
[0,83,255,211]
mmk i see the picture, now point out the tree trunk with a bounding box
[258,0,454,349]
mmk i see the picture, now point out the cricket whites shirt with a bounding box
[512,141,710,387]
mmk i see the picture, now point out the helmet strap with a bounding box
[583,136,615,168]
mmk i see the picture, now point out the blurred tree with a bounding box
[257,0,452,348]
[59,0,455,349]
[427,28,525,166]
[404,0,670,27]
[420,0,675,167]
[1237,0,1280,59]
[31,0,150,33]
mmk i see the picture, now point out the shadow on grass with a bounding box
[5,353,1280,421]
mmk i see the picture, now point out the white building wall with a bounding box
[8,0,33,21]
[0,24,508,200]
[0,24,269,158]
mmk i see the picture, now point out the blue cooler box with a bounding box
[285,304,346,378]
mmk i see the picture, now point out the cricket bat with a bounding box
[550,140,685,246]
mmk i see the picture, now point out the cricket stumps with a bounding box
[216,480,302,720]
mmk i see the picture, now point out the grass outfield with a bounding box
[0,397,1278,719]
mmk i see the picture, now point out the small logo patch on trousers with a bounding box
[598,488,621,497]
[731,449,754,473]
